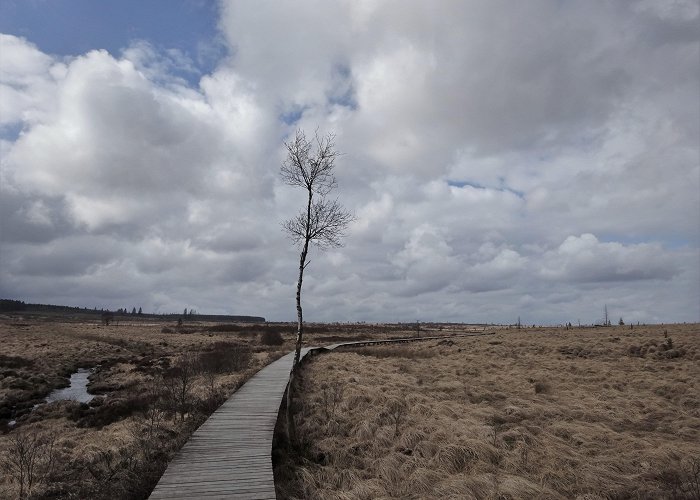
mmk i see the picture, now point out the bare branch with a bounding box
[280,129,339,195]
[281,213,307,245]
[308,198,355,248]
[282,198,354,249]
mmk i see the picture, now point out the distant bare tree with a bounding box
[164,352,198,421]
[101,311,114,326]
[280,129,354,445]
[1,429,58,499]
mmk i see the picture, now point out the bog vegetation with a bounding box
[2,316,698,499]
[0,317,289,499]
[274,324,700,499]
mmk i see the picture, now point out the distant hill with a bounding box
[0,299,265,323]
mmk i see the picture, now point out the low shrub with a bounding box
[194,388,228,415]
[534,380,551,394]
[203,324,273,337]
[198,342,252,373]
[629,338,686,359]
[163,353,199,421]
[204,324,243,333]
[0,354,34,368]
[380,396,408,437]
[175,327,198,334]
[1,429,59,499]
[73,394,151,428]
[260,330,285,346]
[8,378,33,390]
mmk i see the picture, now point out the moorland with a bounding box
[1,314,697,499]
[0,313,291,498]
[274,323,700,499]
[0,312,419,499]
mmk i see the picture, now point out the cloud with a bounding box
[8,235,121,277]
[0,1,698,324]
[0,34,61,128]
[2,38,278,239]
[540,234,678,283]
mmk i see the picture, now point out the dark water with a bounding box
[8,368,96,427]
[45,368,95,404]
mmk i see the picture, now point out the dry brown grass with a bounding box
[0,315,293,499]
[274,324,700,499]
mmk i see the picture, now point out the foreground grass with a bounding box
[275,324,700,499]
[0,316,291,499]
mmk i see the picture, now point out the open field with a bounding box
[274,324,700,499]
[4,317,697,499]
[0,314,299,499]
[0,314,455,499]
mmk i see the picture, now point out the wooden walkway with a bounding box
[149,332,493,499]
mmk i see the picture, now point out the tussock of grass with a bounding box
[274,324,700,499]
[431,443,479,473]
[351,419,376,441]
[405,468,445,495]
[346,478,384,500]
[396,428,425,450]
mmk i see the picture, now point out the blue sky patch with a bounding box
[447,179,525,199]
[0,0,224,84]
[0,123,23,142]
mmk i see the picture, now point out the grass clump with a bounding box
[533,380,551,394]
[260,330,285,346]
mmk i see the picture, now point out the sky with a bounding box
[0,0,698,325]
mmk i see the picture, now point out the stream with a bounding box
[45,368,95,404]
[8,367,96,427]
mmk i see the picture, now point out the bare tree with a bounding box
[101,310,113,326]
[280,129,353,445]
[1,429,58,499]
[281,129,354,368]
[163,352,198,422]
[382,396,408,437]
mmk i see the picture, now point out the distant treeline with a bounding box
[0,299,264,323]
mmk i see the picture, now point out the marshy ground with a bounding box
[274,324,700,499]
[0,314,414,499]
[0,315,294,499]
[2,317,697,499]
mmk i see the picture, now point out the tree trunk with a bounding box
[285,371,297,448]
[293,244,306,367]
[286,187,312,448]
[285,246,306,448]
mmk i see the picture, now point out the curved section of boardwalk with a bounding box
[150,332,492,499]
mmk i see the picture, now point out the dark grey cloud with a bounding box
[8,236,120,277]
[0,190,76,244]
[0,1,698,324]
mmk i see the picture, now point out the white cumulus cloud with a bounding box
[0,1,697,324]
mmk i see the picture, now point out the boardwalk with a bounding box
[149,348,310,499]
[150,332,492,499]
